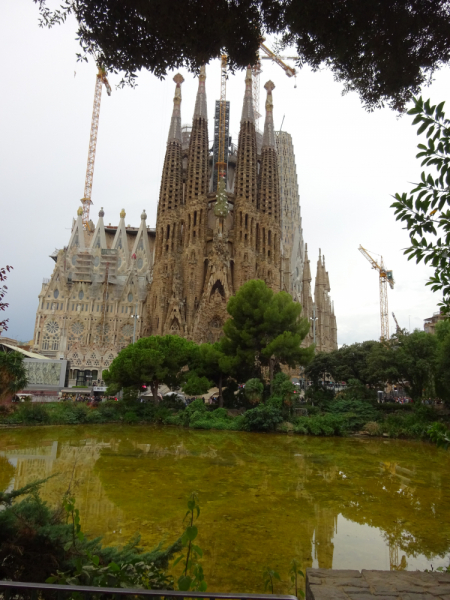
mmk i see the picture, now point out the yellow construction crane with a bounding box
[80,66,111,231]
[392,312,401,334]
[359,245,395,340]
[253,40,297,129]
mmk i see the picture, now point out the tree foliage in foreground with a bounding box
[392,97,450,313]
[34,0,450,110]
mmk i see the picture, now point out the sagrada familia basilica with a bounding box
[31,67,337,386]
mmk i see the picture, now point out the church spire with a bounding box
[241,67,255,123]
[262,80,276,148]
[194,66,207,119]
[185,66,209,206]
[157,74,184,218]
[167,73,184,143]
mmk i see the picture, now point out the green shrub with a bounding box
[123,411,139,424]
[13,403,50,424]
[303,404,321,416]
[327,398,378,430]
[294,413,347,436]
[242,404,284,432]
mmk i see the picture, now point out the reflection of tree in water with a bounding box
[2,428,450,591]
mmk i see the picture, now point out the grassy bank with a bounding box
[1,390,449,446]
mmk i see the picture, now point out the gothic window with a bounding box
[94,256,100,267]
[116,236,122,250]
[96,323,110,335]
[128,293,133,302]
[53,289,59,299]
[117,257,122,268]
[72,256,77,266]
[71,322,84,335]
[122,324,133,337]
[137,258,143,269]
[46,321,59,334]
[78,291,84,300]
[138,238,144,250]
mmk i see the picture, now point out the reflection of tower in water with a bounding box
[312,506,337,569]
[1,439,124,540]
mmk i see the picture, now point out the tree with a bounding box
[35,0,450,110]
[392,97,450,313]
[222,279,313,391]
[244,378,264,405]
[194,342,236,407]
[306,340,382,386]
[0,265,13,333]
[369,330,438,401]
[434,319,450,403]
[103,335,197,401]
[0,350,28,403]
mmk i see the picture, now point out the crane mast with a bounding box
[359,245,395,341]
[81,67,111,230]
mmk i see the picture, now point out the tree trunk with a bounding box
[151,380,159,403]
[269,357,274,395]
[219,373,223,408]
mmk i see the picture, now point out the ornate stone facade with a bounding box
[32,207,155,383]
[32,67,337,376]
[147,68,287,344]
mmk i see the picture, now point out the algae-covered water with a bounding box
[1,425,450,591]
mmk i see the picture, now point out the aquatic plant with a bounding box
[173,493,207,592]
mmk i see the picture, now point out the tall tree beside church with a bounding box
[222,279,313,389]
[36,0,450,110]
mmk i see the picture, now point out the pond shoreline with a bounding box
[0,419,435,444]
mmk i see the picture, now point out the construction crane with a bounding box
[216,55,228,184]
[392,312,401,334]
[252,40,297,129]
[80,66,111,231]
[359,245,395,340]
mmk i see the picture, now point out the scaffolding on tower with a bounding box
[80,67,111,231]
[217,55,228,184]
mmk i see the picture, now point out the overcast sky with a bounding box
[1,0,449,345]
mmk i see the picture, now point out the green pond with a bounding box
[1,425,450,592]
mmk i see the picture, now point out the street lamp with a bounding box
[310,303,317,347]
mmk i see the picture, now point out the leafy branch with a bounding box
[392,97,450,313]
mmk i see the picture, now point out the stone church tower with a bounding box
[147,68,284,344]
[30,67,338,389]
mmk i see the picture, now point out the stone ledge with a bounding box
[306,570,450,600]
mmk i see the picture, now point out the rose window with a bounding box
[122,324,133,337]
[46,321,59,334]
[71,322,84,335]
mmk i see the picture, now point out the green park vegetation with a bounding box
[2,280,450,447]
